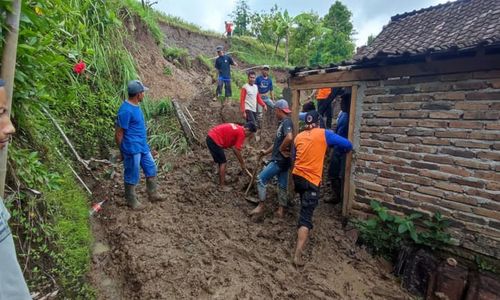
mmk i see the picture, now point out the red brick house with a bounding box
[289,0,500,259]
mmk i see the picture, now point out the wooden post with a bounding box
[342,85,358,217]
[0,0,22,197]
[290,89,300,136]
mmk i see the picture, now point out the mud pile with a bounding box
[89,85,411,299]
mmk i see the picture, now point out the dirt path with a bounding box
[89,85,412,299]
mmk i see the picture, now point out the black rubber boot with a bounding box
[125,184,141,209]
[146,177,165,202]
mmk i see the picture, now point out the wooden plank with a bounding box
[172,99,195,145]
[291,89,301,137]
[342,85,358,217]
[290,53,500,89]
[290,81,362,91]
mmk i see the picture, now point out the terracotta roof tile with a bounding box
[354,0,500,63]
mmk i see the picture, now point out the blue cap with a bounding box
[305,110,320,125]
[216,45,224,52]
[127,80,149,95]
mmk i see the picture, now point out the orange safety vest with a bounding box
[316,88,331,100]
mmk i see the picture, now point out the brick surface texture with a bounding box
[355,71,500,258]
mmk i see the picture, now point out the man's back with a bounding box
[208,123,245,150]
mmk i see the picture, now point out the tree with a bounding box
[230,0,251,36]
[323,1,353,36]
[289,12,323,66]
[272,9,294,64]
[311,1,355,65]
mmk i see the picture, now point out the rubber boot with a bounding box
[125,184,141,209]
[146,177,165,202]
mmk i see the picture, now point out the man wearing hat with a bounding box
[214,46,237,102]
[292,111,352,266]
[255,65,275,124]
[115,80,163,209]
[250,100,293,218]
[206,122,256,186]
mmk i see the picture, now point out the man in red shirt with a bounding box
[206,122,256,186]
[225,21,233,37]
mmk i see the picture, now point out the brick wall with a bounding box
[352,69,500,258]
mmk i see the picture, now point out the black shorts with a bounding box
[293,174,320,230]
[206,136,226,164]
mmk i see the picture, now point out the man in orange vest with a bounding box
[291,111,353,266]
[307,88,343,129]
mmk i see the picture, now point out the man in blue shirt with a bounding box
[327,93,351,205]
[115,80,163,209]
[214,46,237,103]
[255,65,275,125]
[0,79,31,299]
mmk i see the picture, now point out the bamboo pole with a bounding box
[0,0,22,197]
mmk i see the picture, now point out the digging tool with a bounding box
[245,154,264,196]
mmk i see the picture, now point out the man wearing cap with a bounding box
[215,46,237,102]
[292,111,352,266]
[240,70,267,128]
[206,122,256,186]
[115,80,163,209]
[255,65,275,124]
[0,79,31,299]
[306,88,343,129]
[250,100,293,218]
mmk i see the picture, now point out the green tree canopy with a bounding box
[230,0,251,36]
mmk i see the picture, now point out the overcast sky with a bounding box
[153,0,452,47]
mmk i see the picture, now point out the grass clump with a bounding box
[142,98,188,155]
[122,0,164,45]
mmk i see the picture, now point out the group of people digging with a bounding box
[207,46,354,266]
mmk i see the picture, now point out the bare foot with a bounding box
[293,253,305,267]
[250,203,265,215]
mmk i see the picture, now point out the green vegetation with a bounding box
[355,201,451,261]
[141,98,188,155]
[0,0,142,297]
[231,0,356,66]
[162,46,191,68]
[231,36,287,67]
[122,0,164,45]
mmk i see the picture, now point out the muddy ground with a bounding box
[88,20,411,299]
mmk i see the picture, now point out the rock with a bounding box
[93,242,111,255]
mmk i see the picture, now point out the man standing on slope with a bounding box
[255,65,275,124]
[250,100,293,218]
[240,70,267,128]
[292,111,352,266]
[215,45,237,103]
[206,122,256,186]
[0,79,31,299]
[307,87,343,129]
[115,80,164,209]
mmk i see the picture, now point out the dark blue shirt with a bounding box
[336,111,349,138]
[116,101,149,154]
[215,55,234,80]
[255,75,273,94]
[271,117,293,161]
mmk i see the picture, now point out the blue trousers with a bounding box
[257,161,289,203]
[123,152,157,185]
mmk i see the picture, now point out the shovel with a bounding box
[245,154,264,196]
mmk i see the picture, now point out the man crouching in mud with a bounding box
[206,122,256,186]
[291,111,352,266]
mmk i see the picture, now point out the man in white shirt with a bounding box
[240,70,267,128]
